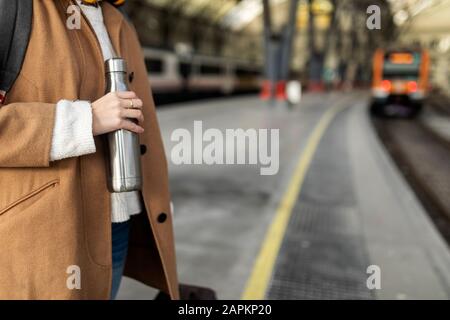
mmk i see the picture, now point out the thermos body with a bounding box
[105,58,143,192]
[107,129,142,192]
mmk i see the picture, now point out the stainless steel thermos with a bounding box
[105,58,143,192]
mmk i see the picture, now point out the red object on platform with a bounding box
[308,82,325,92]
[260,80,272,100]
[275,81,287,101]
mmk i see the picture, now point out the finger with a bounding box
[121,119,144,134]
[116,91,137,99]
[122,108,144,123]
[120,98,143,110]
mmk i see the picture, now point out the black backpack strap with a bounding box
[0,0,33,104]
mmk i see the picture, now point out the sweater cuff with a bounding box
[50,100,96,161]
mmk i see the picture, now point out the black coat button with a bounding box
[157,213,167,223]
[129,71,135,83]
[140,144,147,155]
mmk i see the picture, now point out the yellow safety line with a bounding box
[241,104,347,300]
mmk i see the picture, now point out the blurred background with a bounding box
[116,0,450,300]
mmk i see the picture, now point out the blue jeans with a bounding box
[110,221,131,300]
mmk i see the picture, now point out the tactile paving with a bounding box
[267,110,374,300]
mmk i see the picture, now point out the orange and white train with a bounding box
[371,48,430,117]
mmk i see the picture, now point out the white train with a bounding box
[142,47,262,100]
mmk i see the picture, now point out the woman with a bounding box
[0,0,179,299]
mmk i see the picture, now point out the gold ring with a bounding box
[129,99,134,109]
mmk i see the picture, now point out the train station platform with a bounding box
[117,92,450,300]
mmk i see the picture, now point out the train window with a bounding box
[199,64,222,75]
[145,58,164,74]
[179,62,192,78]
[236,68,260,77]
[383,65,419,79]
[382,71,419,80]
[383,52,420,79]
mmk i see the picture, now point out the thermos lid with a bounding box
[105,58,127,73]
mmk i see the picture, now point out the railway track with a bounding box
[373,115,450,245]
[426,90,450,117]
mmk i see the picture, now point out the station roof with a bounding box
[143,0,292,30]
[388,0,450,51]
[387,0,447,27]
[141,0,388,31]
[141,0,450,40]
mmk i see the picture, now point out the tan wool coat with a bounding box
[0,0,179,299]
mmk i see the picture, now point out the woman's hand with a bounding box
[91,91,144,136]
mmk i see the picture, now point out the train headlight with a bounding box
[407,81,418,93]
[381,80,392,92]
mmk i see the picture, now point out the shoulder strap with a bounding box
[0,0,33,103]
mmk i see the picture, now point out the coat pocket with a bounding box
[0,179,59,217]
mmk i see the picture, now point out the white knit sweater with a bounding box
[50,1,142,223]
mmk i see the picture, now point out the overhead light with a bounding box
[222,0,263,30]
[438,36,450,53]
[222,0,288,31]
[410,0,433,17]
[393,10,409,26]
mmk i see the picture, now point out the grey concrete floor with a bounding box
[117,92,450,300]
